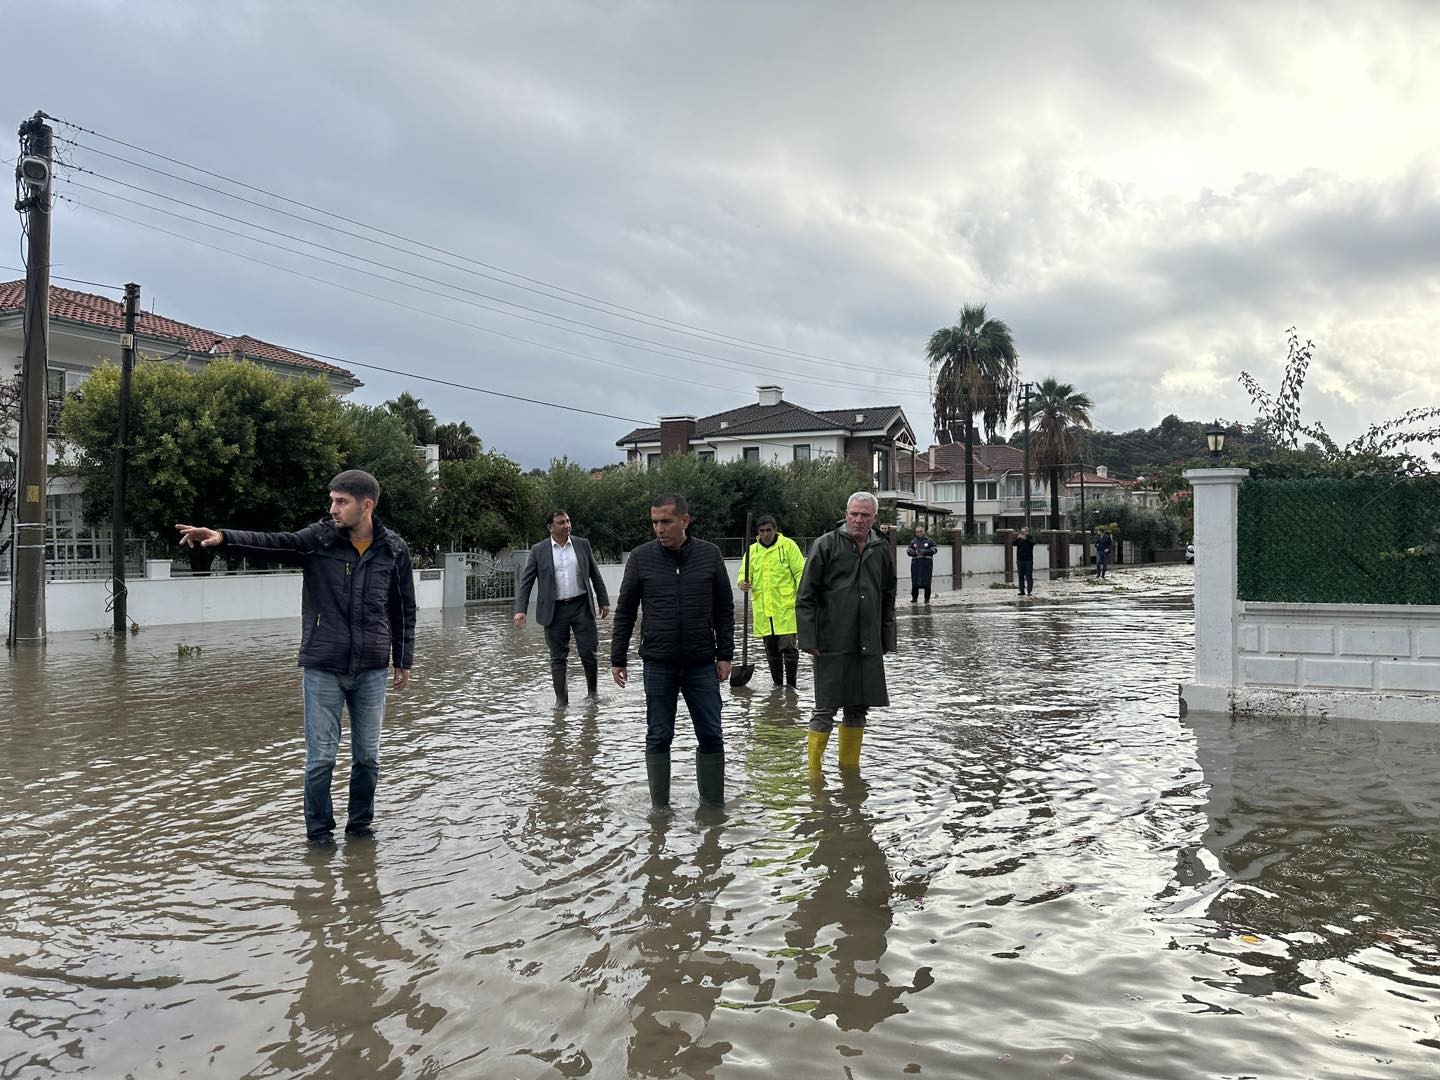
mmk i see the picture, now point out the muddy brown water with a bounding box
[2,566,1438,1078]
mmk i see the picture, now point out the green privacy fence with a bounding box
[1237,476,1440,604]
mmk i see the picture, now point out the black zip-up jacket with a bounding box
[610,536,734,667]
[220,517,417,674]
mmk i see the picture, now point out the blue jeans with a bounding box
[642,660,724,755]
[302,667,388,839]
[1017,561,1033,594]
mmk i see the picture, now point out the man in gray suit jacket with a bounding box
[514,509,610,706]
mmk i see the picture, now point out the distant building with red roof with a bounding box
[0,281,360,395]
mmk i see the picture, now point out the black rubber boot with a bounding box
[550,660,568,708]
[580,655,599,697]
[645,753,671,810]
[783,651,798,687]
[696,751,725,806]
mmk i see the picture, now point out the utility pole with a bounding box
[1078,463,1087,565]
[9,112,53,649]
[111,283,140,635]
[1021,381,1033,531]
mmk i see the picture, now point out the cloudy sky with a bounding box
[5,0,1439,468]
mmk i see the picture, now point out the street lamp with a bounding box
[1206,421,1226,461]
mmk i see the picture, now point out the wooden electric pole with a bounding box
[9,112,53,649]
[111,283,140,634]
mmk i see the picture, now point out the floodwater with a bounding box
[2,565,1438,1079]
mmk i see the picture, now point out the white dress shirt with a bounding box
[551,538,585,601]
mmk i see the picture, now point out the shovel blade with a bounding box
[729,664,755,688]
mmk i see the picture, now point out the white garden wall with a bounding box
[1181,467,1440,724]
[0,568,446,636]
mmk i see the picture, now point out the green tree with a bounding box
[926,304,1018,536]
[1085,497,1181,550]
[434,451,534,553]
[340,404,437,556]
[383,391,438,446]
[1020,377,1094,530]
[61,360,350,567]
[435,420,483,461]
[0,377,17,565]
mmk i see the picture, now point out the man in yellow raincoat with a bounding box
[738,514,806,688]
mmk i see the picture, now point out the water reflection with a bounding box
[783,773,933,1029]
[626,818,757,1078]
[1185,714,1440,1017]
[266,845,443,1078]
[4,568,1440,1077]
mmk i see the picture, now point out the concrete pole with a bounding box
[1183,468,1248,696]
[10,113,53,648]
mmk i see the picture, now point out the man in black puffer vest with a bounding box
[177,470,416,847]
[611,492,734,810]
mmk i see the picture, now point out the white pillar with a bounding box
[1183,468,1248,701]
[442,552,467,609]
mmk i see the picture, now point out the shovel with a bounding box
[730,513,755,687]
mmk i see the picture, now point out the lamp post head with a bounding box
[1205,422,1226,461]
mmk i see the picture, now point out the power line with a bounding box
[57,193,746,398]
[50,118,919,378]
[55,168,896,393]
[0,264,125,291]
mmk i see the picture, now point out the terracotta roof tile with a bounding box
[0,281,358,383]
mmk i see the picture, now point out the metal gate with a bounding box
[463,552,515,605]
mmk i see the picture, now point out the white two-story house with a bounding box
[1,281,360,571]
[616,384,949,519]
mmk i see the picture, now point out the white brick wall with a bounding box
[1239,602,1440,696]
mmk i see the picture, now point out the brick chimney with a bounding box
[757,385,784,406]
[658,415,697,458]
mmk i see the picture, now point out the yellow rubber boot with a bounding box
[837,726,864,769]
[806,731,830,772]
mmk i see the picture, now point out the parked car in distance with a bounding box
[1186,543,1195,564]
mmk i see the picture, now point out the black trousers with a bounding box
[545,596,598,664]
[910,558,933,601]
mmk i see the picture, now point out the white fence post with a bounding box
[1182,468,1248,711]
[443,552,467,609]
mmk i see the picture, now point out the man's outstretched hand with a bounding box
[176,524,223,548]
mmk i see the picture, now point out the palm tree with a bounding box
[1021,377,1094,530]
[926,304,1018,536]
[436,420,483,461]
[384,391,438,446]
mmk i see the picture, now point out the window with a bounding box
[872,446,891,488]
[697,450,715,463]
[792,444,811,462]
[646,453,662,470]
[742,447,760,463]
[47,368,67,437]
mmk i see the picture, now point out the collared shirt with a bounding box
[551,538,585,600]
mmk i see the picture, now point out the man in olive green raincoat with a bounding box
[738,514,806,688]
[795,492,897,771]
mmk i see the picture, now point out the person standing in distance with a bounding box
[906,524,938,603]
[176,470,416,847]
[796,492,897,772]
[738,514,805,689]
[513,510,610,707]
[1013,525,1036,596]
[610,493,734,810]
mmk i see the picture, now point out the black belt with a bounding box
[557,594,587,604]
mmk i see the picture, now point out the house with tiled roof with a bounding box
[0,281,361,570]
[914,443,1164,534]
[616,385,949,518]
[0,282,360,400]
